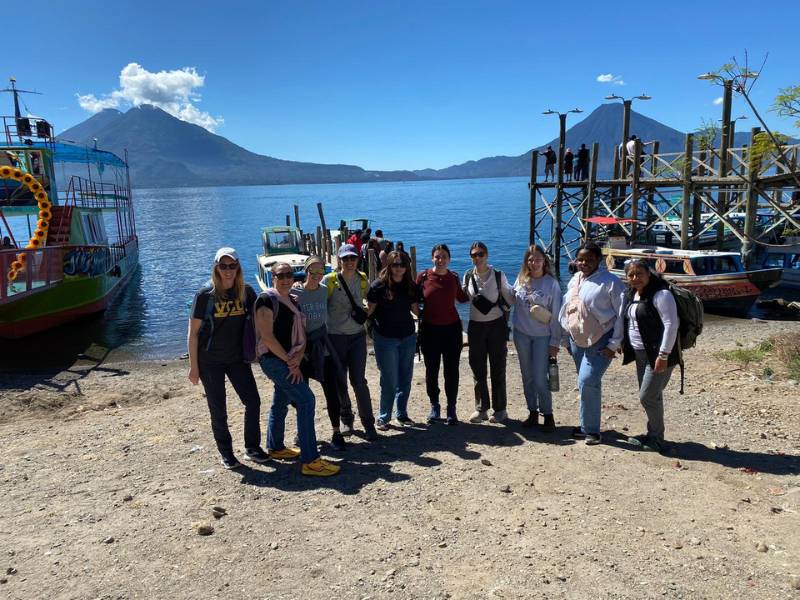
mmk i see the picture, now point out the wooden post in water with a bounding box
[285,215,290,226]
[716,80,733,250]
[293,205,300,230]
[646,141,659,243]
[742,127,761,268]
[680,134,694,250]
[316,202,330,263]
[529,150,539,245]
[584,143,599,243]
[315,226,323,263]
[693,145,707,250]
[409,246,417,279]
[631,140,642,243]
[554,114,566,279]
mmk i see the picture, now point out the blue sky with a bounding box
[5,1,799,170]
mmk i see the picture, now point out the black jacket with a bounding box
[622,277,681,368]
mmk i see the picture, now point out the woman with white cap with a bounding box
[188,247,269,470]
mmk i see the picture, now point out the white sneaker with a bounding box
[469,410,489,423]
[489,410,507,423]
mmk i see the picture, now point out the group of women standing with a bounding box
[188,239,681,477]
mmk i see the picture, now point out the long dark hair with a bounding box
[378,250,416,299]
[431,243,451,258]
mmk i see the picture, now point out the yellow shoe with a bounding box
[301,458,341,477]
[269,447,301,460]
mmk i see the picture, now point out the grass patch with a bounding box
[717,339,774,365]
[772,333,800,380]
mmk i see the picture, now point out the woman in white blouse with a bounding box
[621,259,680,453]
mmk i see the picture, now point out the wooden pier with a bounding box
[529,131,800,278]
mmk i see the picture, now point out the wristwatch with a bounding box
[657,352,669,360]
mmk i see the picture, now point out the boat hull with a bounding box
[0,247,138,338]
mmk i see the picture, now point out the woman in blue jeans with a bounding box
[558,243,625,445]
[512,245,562,432]
[367,250,419,429]
[255,261,340,476]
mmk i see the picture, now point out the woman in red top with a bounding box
[416,244,469,425]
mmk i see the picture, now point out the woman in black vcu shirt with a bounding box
[187,248,268,470]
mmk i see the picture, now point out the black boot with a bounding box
[541,414,556,433]
[445,403,458,426]
[522,410,539,428]
[426,403,441,424]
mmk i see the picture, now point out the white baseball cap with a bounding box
[214,247,239,263]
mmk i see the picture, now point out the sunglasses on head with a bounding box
[217,262,239,271]
[274,272,294,280]
[390,262,406,268]
[470,251,486,259]
[307,268,324,276]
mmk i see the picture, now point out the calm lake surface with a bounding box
[20,177,543,362]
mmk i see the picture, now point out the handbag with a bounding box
[529,303,552,324]
[337,273,369,325]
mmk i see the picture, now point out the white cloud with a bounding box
[596,73,625,86]
[713,96,724,105]
[76,63,223,131]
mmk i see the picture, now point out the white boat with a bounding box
[761,243,800,289]
[255,226,331,290]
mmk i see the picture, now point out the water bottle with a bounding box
[548,357,560,392]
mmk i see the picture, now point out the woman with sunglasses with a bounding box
[188,248,268,470]
[512,245,562,431]
[621,259,679,453]
[416,243,469,425]
[558,242,625,446]
[367,250,420,429]
[291,256,347,451]
[255,261,340,476]
[463,241,514,424]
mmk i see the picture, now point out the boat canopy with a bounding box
[31,141,126,168]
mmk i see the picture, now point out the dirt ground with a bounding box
[1,316,799,600]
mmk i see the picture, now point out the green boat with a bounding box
[0,79,139,338]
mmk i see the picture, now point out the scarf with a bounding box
[257,289,307,360]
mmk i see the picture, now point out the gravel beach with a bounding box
[1,316,799,599]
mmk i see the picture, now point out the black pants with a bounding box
[467,317,508,412]
[303,351,342,429]
[421,320,463,408]
[199,360,261,458]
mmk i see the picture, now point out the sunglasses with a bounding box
[217,262,239,271]
[274,272,294,280]
[470,251,486,259]
[390,262,406,268]
[341,256,358,262]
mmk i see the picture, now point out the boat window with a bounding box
[789,255,800,271]
[663,259,686,274]
[691,255,741,275]
[763,253,785,268]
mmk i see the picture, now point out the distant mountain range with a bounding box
[57,103,780,188]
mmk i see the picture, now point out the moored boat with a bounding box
[760,243,800,289]
[603,246,783,314]
[255,226,331,290]
[0,81,139,338]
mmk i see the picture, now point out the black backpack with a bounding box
[665,281,704,351]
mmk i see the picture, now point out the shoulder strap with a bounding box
[494,270,510,310]
[337,273,361,311]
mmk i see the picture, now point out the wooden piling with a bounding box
[631,140,642,242]
[584,143,599,243]
[409,246,417,279]
[742,127,761,267]
[293,205,300,229]
[285,214,290,226]
[680,134,694,249]
[529,150,539,245]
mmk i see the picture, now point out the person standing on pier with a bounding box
[417,244,469,425]
[464,241,514,424]
[512,245,562,431]
[543,146,557,182]
[187,248,268,470]
[621,259,679,453]
[559,242,625,445]
[575,144,590,181]
[323,244,379,440]
[564,148,574,182]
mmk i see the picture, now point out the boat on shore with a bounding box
[0,81,139,338]
[760,243,800,289]
[603,246,783,314]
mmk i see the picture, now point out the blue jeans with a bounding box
[372,331,416,422]
[259,356,320,464]
[635,350,674,442]
[569,330,613,435]
[513,331,553,414]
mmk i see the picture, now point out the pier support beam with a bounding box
[742,127,761,268]
[680,134,694,249]
[529,150,539,245]
[554,114,567,279]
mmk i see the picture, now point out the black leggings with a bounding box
[421,320,464,407]
[198,360,261,457]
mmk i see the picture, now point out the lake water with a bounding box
[14,177,544,363]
